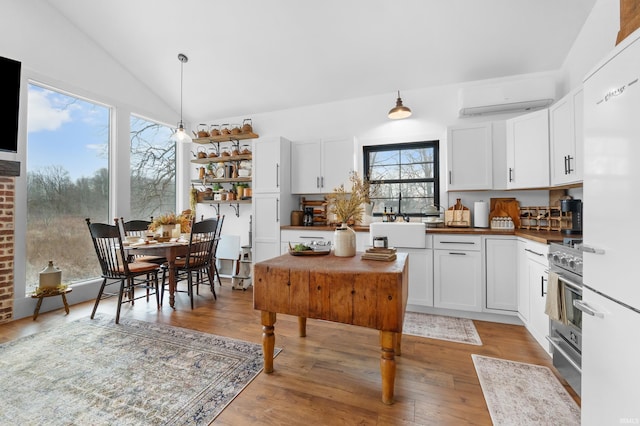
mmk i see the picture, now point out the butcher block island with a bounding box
[253,252,409,404]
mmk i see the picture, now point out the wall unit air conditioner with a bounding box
[458,77,556,117]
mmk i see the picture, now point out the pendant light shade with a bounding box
[388,90,412,119]
[170,53,193,143]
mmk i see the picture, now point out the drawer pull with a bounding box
[440,241,475,245]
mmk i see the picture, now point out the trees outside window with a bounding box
[363,141,439,216]
[26,84,110,289]
[130,115,176,220]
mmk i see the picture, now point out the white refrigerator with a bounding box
[580,28,640,425]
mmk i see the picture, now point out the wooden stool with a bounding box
[31,288,72,320]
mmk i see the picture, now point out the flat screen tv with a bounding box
[0,55,21,153]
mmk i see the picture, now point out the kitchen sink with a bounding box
[369,222,426,248]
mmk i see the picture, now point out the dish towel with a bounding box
[544,272,566,324]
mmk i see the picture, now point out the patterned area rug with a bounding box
[402,312,482,345]
[0,315,278,425]
[472,354,580,426]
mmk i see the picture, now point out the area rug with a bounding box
[0,314,279,425]
[402,312,482,345]
[472,354,580,426]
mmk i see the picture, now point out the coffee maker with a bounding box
[303,207,314,226]
[561,199,583,235]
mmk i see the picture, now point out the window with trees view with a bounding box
[26,85,177,291]
[26,83,110,289]
[364,141,439,216]
[130,115,176,219]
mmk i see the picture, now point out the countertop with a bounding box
[280,225,577,245]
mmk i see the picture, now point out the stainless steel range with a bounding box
[546,240,583,396]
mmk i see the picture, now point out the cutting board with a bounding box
[489,197,520,228]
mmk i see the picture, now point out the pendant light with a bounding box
[170,53,193,143]
[388,90,412,119]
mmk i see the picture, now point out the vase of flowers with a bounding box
[149,213,192,239]
[327,172,371,257]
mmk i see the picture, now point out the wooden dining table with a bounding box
[124,241,189,308]
[254,251,409,404]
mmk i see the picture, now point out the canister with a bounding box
[291,210,304,226]
[373,236,388,248]
[39,261,62,289]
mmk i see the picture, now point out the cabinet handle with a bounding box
[525,248,545,257]
[564,155,569,175]
[449,252,466,255]
[449,170,452,185]
[508,167,513,182]
[566,155,574,174]
[276,198,280,222]
[321,176,324,188]
[573,300,604,318]
[441,241,475,245]
[316,177,320,189]
[541,276,547,297]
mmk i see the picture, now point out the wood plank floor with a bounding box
[0,280,581,425]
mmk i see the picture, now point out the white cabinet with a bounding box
[405,236,434,308]
[550,87,584,186]
[291,137,355,194]
[446,122,508,191]
[484,237,517,312]
[252,137,295,263]
[506,109,550,189]
[523,240,550,352]
[433,235,482,312]
[516,238,529,323]
[446,123,493,190]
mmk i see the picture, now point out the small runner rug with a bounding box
[472,354,580,426]
[0,314,279,425]
[403,311,482,345]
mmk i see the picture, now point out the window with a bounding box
[130,115,176,219]
[26,83,110,289]
[363,141,439,216]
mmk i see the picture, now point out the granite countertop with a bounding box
[280,225,576,245]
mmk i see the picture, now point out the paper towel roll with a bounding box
[474,201,489,228]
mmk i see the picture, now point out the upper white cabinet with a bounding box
[506,108,550,189]
[446,123,493,190]
[446,121,508,191]
[291,137,355,194]
[549,87,584,186]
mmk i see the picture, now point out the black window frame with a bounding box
[363,140,439,217]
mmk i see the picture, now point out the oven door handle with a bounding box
[546,336,582,374]
[557,276,582,294]
[573,300,604,318]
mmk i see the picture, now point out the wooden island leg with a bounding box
[298,317,307,337]
[261,311,277,373]
[379,330,397,405]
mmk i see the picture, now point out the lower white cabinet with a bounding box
[485,237,517,311]
[405,237,434,307]
[522,239,550,352]
[434,235,482,312]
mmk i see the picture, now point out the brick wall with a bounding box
[0,177,15,323]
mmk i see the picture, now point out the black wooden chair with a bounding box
[86,218,161,323]
[160,217,219,309]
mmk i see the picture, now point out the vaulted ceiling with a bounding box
[45,0,596,122]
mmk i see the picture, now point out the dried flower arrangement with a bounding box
[327,171,374,225]
[149,213,192,233]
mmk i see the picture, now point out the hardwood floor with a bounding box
[0,280,581,425]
